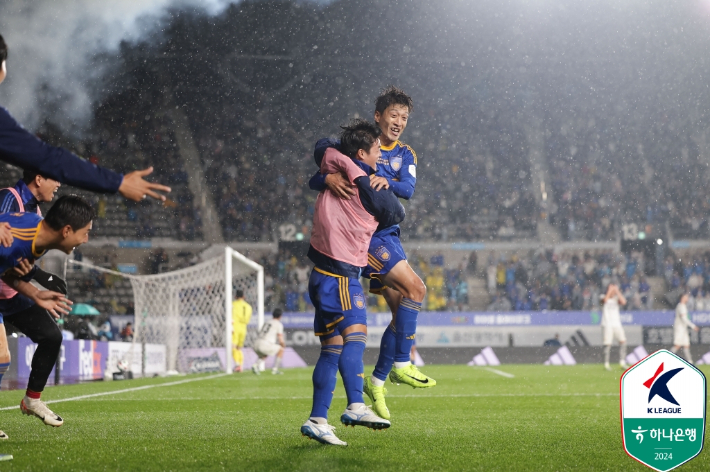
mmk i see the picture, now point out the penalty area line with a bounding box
[0,373,231,411]
[483,367,515,378]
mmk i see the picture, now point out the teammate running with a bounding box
[601,283,628,370]
[0,196,95,428]
[0,170,68,427]
[252,308,285,375]
[309,87,432,421]
[301,120,404,446]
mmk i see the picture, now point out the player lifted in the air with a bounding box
[301,120,405,446]
[309,87,432,421]
[0,196,94,429]
[601,283,628,370]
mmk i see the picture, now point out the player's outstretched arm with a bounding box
[5,279,71,319]
[118,167,171,202]
[0,223,11,248]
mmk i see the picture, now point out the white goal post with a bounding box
[64,246,264,375]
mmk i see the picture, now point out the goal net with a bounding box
[65,247,264,374]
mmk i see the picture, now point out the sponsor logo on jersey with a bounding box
[390,156,402,171]
[353,293,365,309]
[375,246,391,261]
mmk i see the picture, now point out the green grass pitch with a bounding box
[0,365,706,471]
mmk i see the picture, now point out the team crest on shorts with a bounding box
[353,293,365,309]
[375,246,391,261]
[390,156,402,171]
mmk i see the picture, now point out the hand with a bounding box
[118,167,171,202]
[33,268,67,294]
[325,173,355,200]
[369,175,390,191]
[11,258,33,277]
[694,326,700,332]
[0,223,12,248]
[32,290,73,319]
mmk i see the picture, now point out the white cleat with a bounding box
[0,430,7,440]
[300,420,347,446]
[620,362,629,369]
[271,369,283,375]
[604,363,611,371]
[252,365,260,375]
[340,404,391,430]
[20,397,63,427]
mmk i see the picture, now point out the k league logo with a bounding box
[620,349,706,472]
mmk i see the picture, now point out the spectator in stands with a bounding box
[120,323,134,342]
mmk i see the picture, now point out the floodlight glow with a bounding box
[657,239,663,245]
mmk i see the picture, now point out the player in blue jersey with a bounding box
[0,196,94,430]
[309,87,433,421]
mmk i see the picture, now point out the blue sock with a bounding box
[394,298,421,362]
[339,332,366,405]
[372,324,396,382]
[0,362,9,389]
[310,345,342,420]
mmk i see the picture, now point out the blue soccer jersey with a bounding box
[377,140,417,200]
[0,212,45,276]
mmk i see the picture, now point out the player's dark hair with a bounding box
[0,35,7,64]
[236,289,244,299]
[339,119,381,160]
[272,308,283,319]
[22,169,43,185]
[44,195,95,231]
[374,85,413,115]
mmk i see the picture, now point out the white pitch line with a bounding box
[484,367,515,378]
[0,373,230,411]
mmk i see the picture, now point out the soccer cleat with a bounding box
[620,361,629,369]
[340,404,390,430]
[0,454,11,461]
[604,363,611,371]
[389,364,436,388]
[0,430,7,440]
[252,364,260,375]
[300,420,347,446]
[20,398,63,427]
[272,369,284,375]
[363,377,390,420]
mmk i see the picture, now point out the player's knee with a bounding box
[405,277,426,303]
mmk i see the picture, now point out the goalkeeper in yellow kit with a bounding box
[231,290,252,372]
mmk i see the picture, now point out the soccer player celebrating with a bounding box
[252,308,285,375]
[309,87,432,421]
[0,170,68,427]
[671,293,699,363]
[0,195,95,427]
[231,289,252,372]
[301,120,405,446]
[601,283,628,370]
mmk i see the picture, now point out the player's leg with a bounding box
[682,344,693,363]
[271,346,284,374]
[602,326,612,370]
[0,320,9,439]
[378,261,435,388]
[336,277,390,430]
[232,327,245,372]
[5,303,64,426]
[301,269,346,445]
[616,327,628,368]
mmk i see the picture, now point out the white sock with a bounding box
[370,376,385,387]
[603,345,611,364]
[347,402,366,411]
[258,360,266,371]
[619,344,627,363]
[309,417,327,425]
[683,347,693,363]
[394,361,411,369]
[273,356,282,370]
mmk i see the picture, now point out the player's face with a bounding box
[36,177,61,203]
[374,104,409,146]
[0,61,6,85]
[358,139,381,170]
[59,221,92,254]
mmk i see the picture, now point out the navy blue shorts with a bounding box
[362,231,407,294]
[309,268,367,340]
[0,294,33,323]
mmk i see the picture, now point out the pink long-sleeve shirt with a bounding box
[309,148,378,269]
